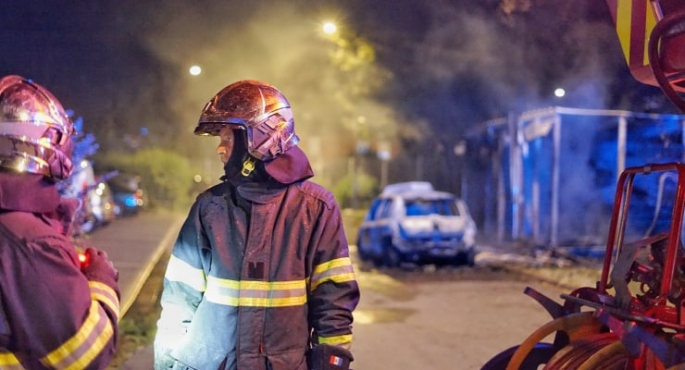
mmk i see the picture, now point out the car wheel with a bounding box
[382,243,402,268]
[454,248,476,267]
[356,238,372,262]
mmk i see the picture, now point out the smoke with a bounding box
[130,0,412,186]
[0,0,632,193]
[346,0,628,196]
[415,1,623,118]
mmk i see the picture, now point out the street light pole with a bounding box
[377,141,391,189]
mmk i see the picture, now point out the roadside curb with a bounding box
[119,214,184,316]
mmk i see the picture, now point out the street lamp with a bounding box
[454,141,467,156]
[189,65,202,76]
[322,22,337,36]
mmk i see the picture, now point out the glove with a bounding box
[81,247,119,285]
[308,344,353,370]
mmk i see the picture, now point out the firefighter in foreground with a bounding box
[0,75,120,369]
[154,80,360,370]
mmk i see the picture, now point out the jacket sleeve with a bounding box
[0,235,119,370]
[307,197,360,351]
[154,200,209,369]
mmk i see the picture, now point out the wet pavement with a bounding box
[86,210,184,369]
[87,210,184,316]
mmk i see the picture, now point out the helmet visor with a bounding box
[194,120,246,137]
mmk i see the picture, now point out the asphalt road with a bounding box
[350,264,569,369]
[85,210,184,317]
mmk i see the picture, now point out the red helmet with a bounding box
[0,75,75,180]
[194,80,299,161]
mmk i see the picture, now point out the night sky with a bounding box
[0,0,670,192]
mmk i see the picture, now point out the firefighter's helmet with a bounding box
[0,75,75,180]
[194,80,299,161]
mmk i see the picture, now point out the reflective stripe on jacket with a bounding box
[155,180,360,370]
[0,210,120,370]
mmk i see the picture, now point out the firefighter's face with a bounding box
[217,126,236,164]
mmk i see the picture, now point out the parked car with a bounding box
[108,173,146,216]
[356,181,477,267]
[89,181,116,225]
[60,160,116,234]
[74,180,117,234]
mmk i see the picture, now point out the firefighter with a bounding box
[154,80,360,370]
[0,75,120,369]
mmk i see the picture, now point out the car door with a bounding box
[358,198,393,258]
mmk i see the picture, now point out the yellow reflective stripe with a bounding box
[165,254,206,292]
[312,257,351,275]
[616,0,632,64]
[41,301,114,370]
[0,350,24,369]
[317,334,353,346]
[89,281,120,321]
[310,257,356,291]
[205,277,307,307]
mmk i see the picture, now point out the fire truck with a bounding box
[482,1,685,369]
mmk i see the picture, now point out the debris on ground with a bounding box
[475,241,604,289]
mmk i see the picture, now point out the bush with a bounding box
[342,208,367,244]
[95,149,195,211]
[332,172,379,209]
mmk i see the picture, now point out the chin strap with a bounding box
[241,157,256,177]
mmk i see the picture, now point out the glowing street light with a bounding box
[554,88,565,98]
[322,22,337,35]
[189,65,202,76]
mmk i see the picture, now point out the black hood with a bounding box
[222,130,313,187]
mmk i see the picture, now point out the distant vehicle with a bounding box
[356,181,477,267]
[61,160,115,234]
[108,173,146,216]
[89,181,116,225]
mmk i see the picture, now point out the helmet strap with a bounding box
[240,157,256,177]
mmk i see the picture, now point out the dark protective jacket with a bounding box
[0,173,120,370]
[155,148,360,370]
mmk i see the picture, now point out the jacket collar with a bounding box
[0,172,61,213]
[0,172,79,235]
[231,145,314,204]
[236,182,287,204]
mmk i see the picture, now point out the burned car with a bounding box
[356,181,476,267]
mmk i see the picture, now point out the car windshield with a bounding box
[405,199,459,216]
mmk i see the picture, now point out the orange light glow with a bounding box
[78,252,88,265]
